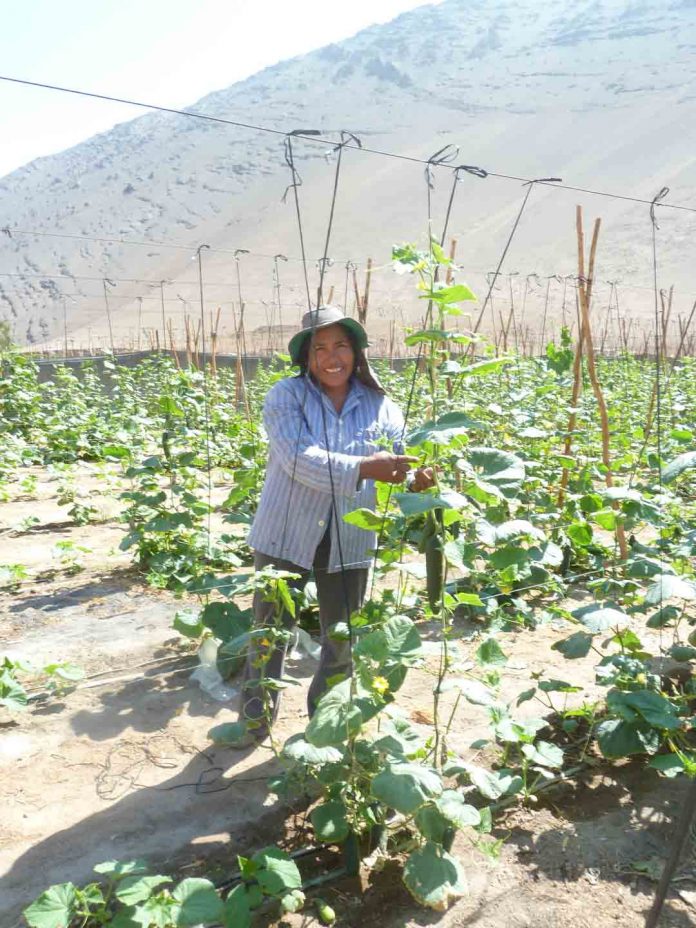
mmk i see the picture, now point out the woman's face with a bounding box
[308,323,355,394]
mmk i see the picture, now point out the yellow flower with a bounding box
[372,676,389,696]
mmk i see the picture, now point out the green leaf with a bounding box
[593,509,616,531]
[441,677,496,706]
[343,508,385,531]
[492,520,545,543]
[115,875,172,905]
[371,762,443,814]
[572,604,629,632]
[404,328,473,346]
[372,716,425,758]
[251,847,302,896]
[207,722,249,746]
[23,883,77,928]
[281,734,343,764]
[310,800,350,842]
[567,521,593,546]
[646,605,680,629]
[645,574,696,604]
[456,764,523,800]
[280,889,305,913]
[403,842,467,909]
[223,885,251,928]
[415,803,453,844]
[596,719,660,758]
[305,679,380,747]
[601,486,641,502]
[173,609,203,638]
[467,447,524,487]
[521,740,564,769]
[354,614,422,665]
[607,690,681,730]
[436,790,481,828]
[393,491,455,516]
[200,601,252,640]
[430,283,477,303]
[0,668,28,709]
[538,679,582,694]
[93,859,149,877]
[172,877,223,926]
[649,754,693,777]
[663,451,696,483]
[460,357,513,377]
[475,638,508,667]
[407,411,482,446]
[552,631,594,659]
[669,645,696,662]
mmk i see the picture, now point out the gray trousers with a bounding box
[240,530,368,728]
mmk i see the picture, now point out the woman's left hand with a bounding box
[411,466,436,492]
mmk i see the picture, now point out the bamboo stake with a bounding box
[327,285,335,304]
[575,206,627,561]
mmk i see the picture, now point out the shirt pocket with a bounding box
[345,423,384,454]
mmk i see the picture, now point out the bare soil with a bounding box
[1,467,694,928]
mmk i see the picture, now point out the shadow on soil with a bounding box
[1,741,295,926]
[501,760,694,927]
[7,566,143,613]
[69,663,225,739]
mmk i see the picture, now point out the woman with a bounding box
[238,305,433,743]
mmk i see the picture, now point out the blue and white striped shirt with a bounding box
[247,374,405,571]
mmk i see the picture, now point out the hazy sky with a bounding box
[0,0,435,177]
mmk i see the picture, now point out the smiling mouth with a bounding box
[324,367,344,374]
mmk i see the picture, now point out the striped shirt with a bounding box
[247,374,405,572]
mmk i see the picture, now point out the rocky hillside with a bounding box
[2,0,695,351]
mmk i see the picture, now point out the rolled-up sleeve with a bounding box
[264,380,363,498]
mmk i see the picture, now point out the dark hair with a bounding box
[296,323,384,394]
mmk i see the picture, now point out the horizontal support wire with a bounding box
[1,74,695,214]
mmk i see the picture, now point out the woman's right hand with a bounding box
[359,451,418,484]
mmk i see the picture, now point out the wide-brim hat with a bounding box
[288,305,368,365]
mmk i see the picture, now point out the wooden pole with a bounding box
[575,206,627,561]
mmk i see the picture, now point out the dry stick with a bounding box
[326,285,334,304]
[351,266,362,320]
[445,237,458,285]
[638,297,696,456]
[362,257,373,323]
[599,283,614,355]
[184,316,193,368]
[210,307,221,376]
[575,206,628,561]
[645,778,696,928]
[193,318,202,370]
[540,277,552,352]
[167,319,181,370]
[660,285,675,357]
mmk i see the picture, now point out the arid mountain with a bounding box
[2,0,695,353]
